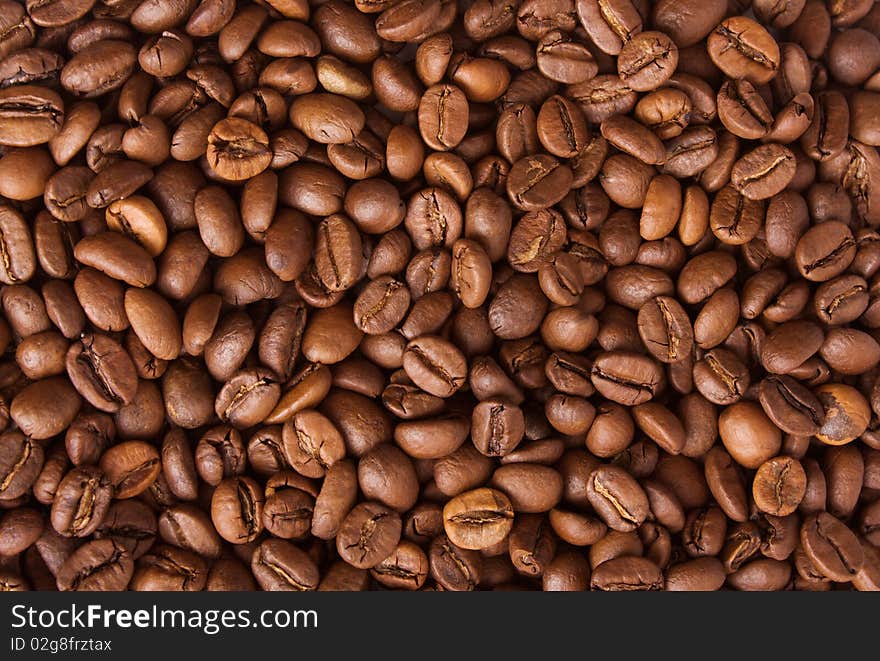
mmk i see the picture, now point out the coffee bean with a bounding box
[591,351,664,405]
[704,447,749,523]
[442,487,514,550]
[336,501,401,569]
[636,296,693,364]
[753,456,807,516]
[0,84,64,147]
[159,503,222,559]
[617,31,678,92]
[801,512,864,582]
[66,333,138,413]
[586,465,649,532]
[491,463,563,513]
[0,430,43,501]
[707,17,780,84]
[57,539,133,592]
[251,538,319,591]
[758,375,824,436]
[99,441,161,499]
[358,444,418,512]
[282,409,346,479]
[507,154,573,211]
[601,114,666,166]
[402,335,467,398]
[719,401,782,469]
[211,476,265,544]
[795,221,857,282]
[471,399,525,457]
[577,0,642,55]
[591,556,664,591]
[50,466,112,538]
[731,143,796,200]
[814,383,871,445]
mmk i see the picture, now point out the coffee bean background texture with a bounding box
[0,0,880,592]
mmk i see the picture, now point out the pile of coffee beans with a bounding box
[1,0,880,592]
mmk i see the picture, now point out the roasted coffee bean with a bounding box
[636,296,693,364]
[731,144,796,200]
[590,556,664,591]
[491,463,563,513]
[719,401,782,469]
[66,333,138,413]
[402,335,467,398]
[442,487,514,550]
[357,444,418,513]
[0,431,44,501]
[99,441,161,499]
[586,465,649,532]
[158,504,222,559]
[801,512,864,582]
[795,221,856,282]
[577,0,642,56]
[282,410,346,479]
[50,466,112,538]
[753,456,807,516]
[758,376,823,436]
[0,85,64,147]
[617,31,678,92]
[211,476,265,544]
[591,351,664,406]
[814,383,871,445]
[336,501,401,569]
[251,538,319,591]
[707,17,779,84]
[57,539,134,592]
[761,320,825,375]
[471,399,525,457]
[506,154,573,211]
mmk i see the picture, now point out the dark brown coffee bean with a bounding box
[591,351,665,405]
[50,466,112,538]
[251,538,319,591]
[758,375,823,436]
[336,501,401,569]
[0,431,44,501]
[65,332,137,413]
[617,31,678,92]
[490,463,563,514]
[506,154,573,212]
[795,221,856,282]
[402,335,467,398]
[636,296,693,364]
[210,476,264,544]
[282,409,346,479]
[801,511,864,582]
[442,487,514,550]
[731,143,796,200]
[753,456,807,516]
[57,539,133,592]
[707,17,779,84]
[586,465,649,532]
[576,0,642,55]
[719,401,782,469]
[471,399,525,457]
[357,444,418,513]
[591,556,664,591]
[760,320,824,376]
